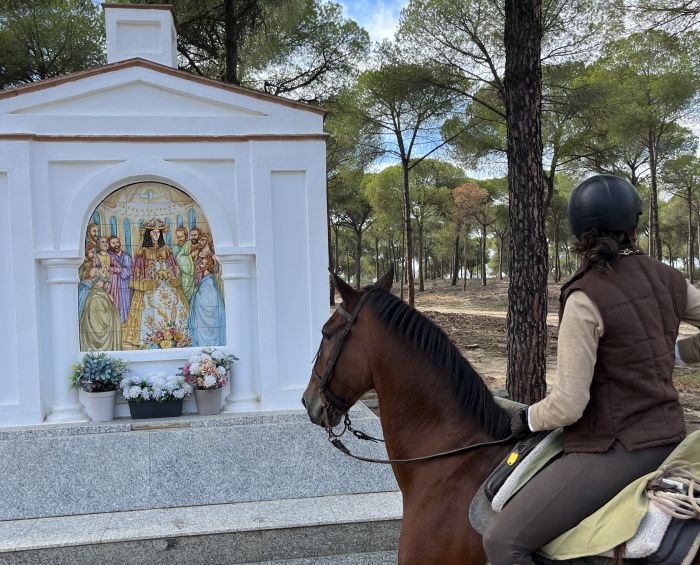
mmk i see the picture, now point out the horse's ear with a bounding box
[374,265,394,292]
[329,269,357,303]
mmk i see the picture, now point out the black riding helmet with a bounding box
[568,174,642,237]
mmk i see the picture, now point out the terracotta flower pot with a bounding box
[195,388,223,415]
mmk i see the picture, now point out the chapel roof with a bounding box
[0,58,327,117]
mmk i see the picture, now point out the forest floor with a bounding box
[361,278,700,432]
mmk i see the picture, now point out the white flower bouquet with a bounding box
[179,347,238,390]
[120,373,193,403]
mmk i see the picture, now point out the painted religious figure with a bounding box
[79,246,122,351]
[172,226,194,302]
[78,182,224,351]
[122,218,190,349]
[108,236,133,323]
[188,255,226,347]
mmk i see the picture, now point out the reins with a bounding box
[330,412,516,464]
[313,289,515,465]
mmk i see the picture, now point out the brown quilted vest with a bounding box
[559,251,687,453]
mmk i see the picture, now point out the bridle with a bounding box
[312,290,516,465]
[312,290,373,417]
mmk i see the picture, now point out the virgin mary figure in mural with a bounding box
[187,255,226,347]
[122,219,190,349]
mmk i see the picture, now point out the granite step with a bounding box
[254,552,398,564]
[0,404,398,522]
[0,492,402,564]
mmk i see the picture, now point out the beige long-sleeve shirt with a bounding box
[528,280,700,432]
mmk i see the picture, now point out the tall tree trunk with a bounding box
[463,234,469,290]
[354,228,362,289]
[504,0,547,404]
[697,214,700,274]
[689,188,695,283]
[402,163,415,305]
[334,226,339,279]
[481,223,487,286]
[648,130,662,261]
[418,221,425,292]
[451,222,461,286]
[223,0,241,84]
[554,223,561,283]
[400,228,405,301]
[375,237,380,282]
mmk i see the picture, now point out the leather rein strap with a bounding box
[328,414,517,465]
[313,290,515,465]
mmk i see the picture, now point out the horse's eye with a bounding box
[321,330,331,340]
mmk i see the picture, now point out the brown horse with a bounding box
[302,271,699,565]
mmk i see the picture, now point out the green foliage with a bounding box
[70,352,129,393]
[0,0,105,88]
[247,1,369,102]
[171,0,368,101]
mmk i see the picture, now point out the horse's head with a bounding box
[302,267,394,429]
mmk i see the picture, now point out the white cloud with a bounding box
[335,0,408,43]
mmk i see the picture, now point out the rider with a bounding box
[483,174,700,564]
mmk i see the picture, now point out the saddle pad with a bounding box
[485,431,551,502]
[540,430,700,561]
[599,503,671,558]
[646,517,700,564]
[492,429,564,512]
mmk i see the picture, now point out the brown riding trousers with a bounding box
[482,440,677,565]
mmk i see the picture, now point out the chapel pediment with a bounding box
[9,79,267,118]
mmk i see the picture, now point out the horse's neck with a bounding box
[371,336,504,491]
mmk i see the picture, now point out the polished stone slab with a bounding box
[257,552,398,565]
[0,492,402,552]
[0,404,397,520]
[0,493,402,565]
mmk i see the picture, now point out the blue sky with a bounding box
[334,0,409,43]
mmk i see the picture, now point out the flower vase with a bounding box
[195,388,223,416]
[128,399,183,419]
[84,390,117,422]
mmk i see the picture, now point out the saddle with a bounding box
[471,399,700,564]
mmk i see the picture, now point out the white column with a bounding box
[219,254,259,412]
[42,258,88,423]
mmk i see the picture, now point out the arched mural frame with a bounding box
[64,159,235,353]
[60,158,235,257]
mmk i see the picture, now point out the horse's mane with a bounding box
[363,286,511,439]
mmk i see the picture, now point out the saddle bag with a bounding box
[484,431,550,502]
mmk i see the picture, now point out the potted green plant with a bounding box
[70,352,128,422]
[120,373,193,419]
[179,348,238,415]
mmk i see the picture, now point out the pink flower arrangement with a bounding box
[179,348,237,390]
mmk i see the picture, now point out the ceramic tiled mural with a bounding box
[78,182,225,351]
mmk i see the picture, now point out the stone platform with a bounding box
[0,403,401,563]
[0,403,397,521]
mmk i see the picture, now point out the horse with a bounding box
[302,270,699,565]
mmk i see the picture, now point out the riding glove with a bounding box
[510,407,530,439]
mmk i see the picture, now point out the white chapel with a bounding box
[0,4,329,426]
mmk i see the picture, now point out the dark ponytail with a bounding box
[572,227,633,270]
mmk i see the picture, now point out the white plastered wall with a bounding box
[0,66,327,426]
